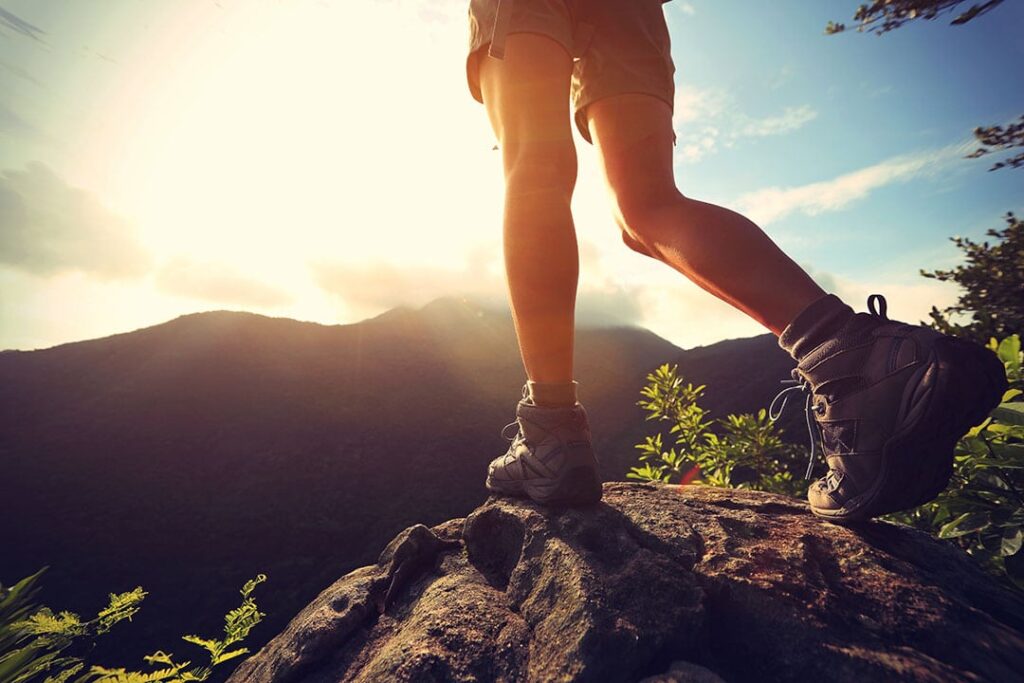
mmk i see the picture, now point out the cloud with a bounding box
[672,85,817,162]
[0,59,42,86]
[735,105,817,137]
[734,142,972,225]
[676,2,696,16]
[800,266,964,329]
[673,85,728,126]
[155,258,293,308]
[795,263,840,294]
[0,162,151,278]
[311,242,645,327]
[0,6,44,42]
[0,101,33,135]
[629,262,964,350]
[311,256,504,313]
[576,283,645,327]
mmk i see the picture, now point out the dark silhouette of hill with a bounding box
[0,297,797,670]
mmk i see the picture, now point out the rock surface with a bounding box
[228,483,1024,682]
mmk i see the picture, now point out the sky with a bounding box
[0,0,1021,351]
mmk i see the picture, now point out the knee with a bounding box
[502,142,578,199]
[620,229,655,257]
[613,188,684,239]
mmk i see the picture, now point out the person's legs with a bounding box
[585,93,1006,521]
[478,33,579,389]
[585,94,827,336]
[470,30,602,505]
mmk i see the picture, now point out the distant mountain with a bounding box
[0,297,798,667]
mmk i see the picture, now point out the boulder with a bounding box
[228,483,1024,682]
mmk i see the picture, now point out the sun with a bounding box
[75,0,502,319]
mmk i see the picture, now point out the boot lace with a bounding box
[769,293,889,480]
[498,383,584,449]
[500,383,531,447]
[769,369,822,480]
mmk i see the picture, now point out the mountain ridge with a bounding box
[0,297,798,668]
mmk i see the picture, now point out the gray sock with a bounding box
[527,380,578,407]
[777,293,855,361]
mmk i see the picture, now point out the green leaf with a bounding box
[966,418,992,437]
[182,635,220,656]
[997,334,1021,367]
[211,648,249,666]
[1001,527,1023,557]
[1005,547,1024,590]
[990,443,1024,461]
[239,575,266,600]
[96,587,147,634]
[992,403,1024,426]
[142,651,175,667]
[938,511,991,538]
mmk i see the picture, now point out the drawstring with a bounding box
[768,369,822,480]
[488,0,514,59]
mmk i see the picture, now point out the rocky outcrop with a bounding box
[228,483,1024,682]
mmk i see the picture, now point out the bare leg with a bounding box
[478,34,578,382]
[586,94,825,335]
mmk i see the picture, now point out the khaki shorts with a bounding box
[466,0,676,144]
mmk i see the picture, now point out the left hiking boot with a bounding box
[772,293,1007,522]
[485,384,603,506]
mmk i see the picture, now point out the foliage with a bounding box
[827,2,1022,174]
[1,570,145,683]
[966,114,1024,172]
[883,335,1024,589]
[825,0,1004,35]
[0,572,266,683]
[919,213,1024,345]
[627,363,810,498]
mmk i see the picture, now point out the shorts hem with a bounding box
[573,89,676,145]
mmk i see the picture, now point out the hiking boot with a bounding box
[485,384,603,506]
[771,293,1007,522]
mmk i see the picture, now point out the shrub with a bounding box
[630,336,1023,590]
[882,334,1024,589]
[627,363,810,498]
[0,570,266,683]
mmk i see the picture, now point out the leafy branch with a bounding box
[966,115,1024,171]
[882,335,1024,590]
[825,0,1005,35]
[628,363,809,498]
[0,572,267,683]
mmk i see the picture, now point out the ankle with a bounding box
[777,293,855,361]
[527,380,578,407]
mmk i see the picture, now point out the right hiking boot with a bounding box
[772,293,1007,522]
[485,384,603,506]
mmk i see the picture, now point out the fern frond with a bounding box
[210,648,248,666]
[239,575,266,599]
[95,588,147,634]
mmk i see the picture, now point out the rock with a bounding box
[228,483,1024,682]
[637,661,726,683]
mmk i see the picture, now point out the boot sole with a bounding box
[811,336,1007,523]
[487,465,603,506]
